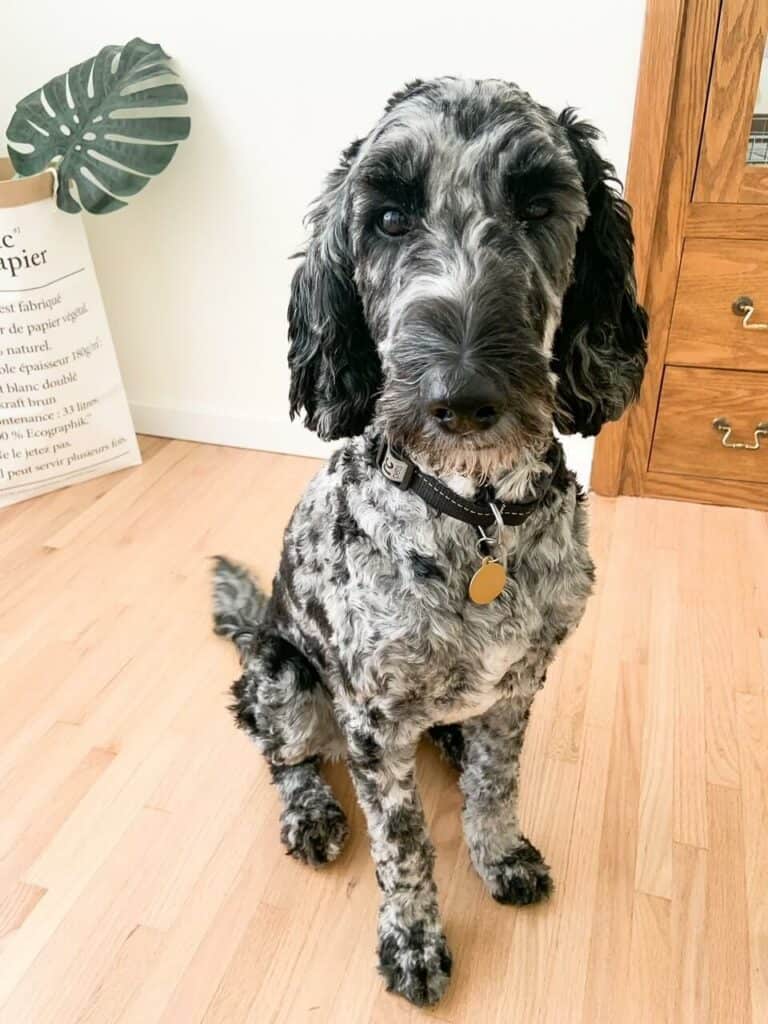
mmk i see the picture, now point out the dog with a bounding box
[212,77,647,1006]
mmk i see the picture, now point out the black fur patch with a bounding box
[260,634,319,692]
[229,674,259,733]
[332,489,365,546]
[428,723,465,770]
[350,728,382,767]
[409,551,445,582]
[305,596,333,643]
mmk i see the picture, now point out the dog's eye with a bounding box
[377,208,412,237]
[519,199,552,222]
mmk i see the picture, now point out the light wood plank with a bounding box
[634,541,675,899]
[627,893,671,1023]
[0,441,764,1021]
[542,724,613,1024]
[735,693,768,1024]
[0,882,46,944]
[673,503,709,848]
[582,660,646,1022]
[706,784,752,1023]
[671,843,709,1023]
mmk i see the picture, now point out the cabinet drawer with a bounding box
[650,366,768,484]
[667,239,768,372]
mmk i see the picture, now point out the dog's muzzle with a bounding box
[421,368,504,436]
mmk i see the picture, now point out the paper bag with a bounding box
[0,157,141,508]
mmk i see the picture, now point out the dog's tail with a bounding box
[211,556,269,656]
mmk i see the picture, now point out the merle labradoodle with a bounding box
[212,77,647,1005]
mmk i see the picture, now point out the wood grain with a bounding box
[650,365,768,483]
[672,843,709,1022]
[740,163,768,203]
[637,468,768,511]
[735,692,768,1023]
[674,520,709,848]
[706,785,752,1021]
[590,0,685,496]
[694,0,768,204]
[0,439,765,1022]
[627,892,671,1023]
[686,201,768,239]
[667,239,768,371]
[603,0,768,509]
[622,0,722,492]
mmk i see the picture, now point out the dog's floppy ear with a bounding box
[287,140,382,440]
[552,110,648,436]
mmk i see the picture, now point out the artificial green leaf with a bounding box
[6,37,190,214]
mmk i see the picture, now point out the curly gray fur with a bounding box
[212,555,269,657]
[214,77,646,1006]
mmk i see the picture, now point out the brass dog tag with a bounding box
[468,557,507,604]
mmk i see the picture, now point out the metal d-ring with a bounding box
[488,501,506,533]
[476,524,498,557]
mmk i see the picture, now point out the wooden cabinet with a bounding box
[651,367,768,484]
[695,0,768,204]
[593,0,768,510]
[667,240,768,372]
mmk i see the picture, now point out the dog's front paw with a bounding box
[279,796,349,867]
[377,910,452,1006]
[482,836,553,905]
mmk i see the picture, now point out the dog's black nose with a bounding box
[424,374,502,434]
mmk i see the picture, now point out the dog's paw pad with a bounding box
[280,798,349,867]
[485,837,553,906]
[378,924,452,1006]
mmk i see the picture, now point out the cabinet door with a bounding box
[694,0,768,203]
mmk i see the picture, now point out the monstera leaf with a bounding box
[6,37,190,214]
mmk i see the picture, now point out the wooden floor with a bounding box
[0,436,766,1023]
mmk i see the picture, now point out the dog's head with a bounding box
[288,78,647,473]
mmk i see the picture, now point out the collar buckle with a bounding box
[378,439,415,490]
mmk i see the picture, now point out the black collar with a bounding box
[376,436,564,529]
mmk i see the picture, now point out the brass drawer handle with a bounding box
[712,417,768,449]
[731,296,768,330]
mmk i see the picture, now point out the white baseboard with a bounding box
[129,402,594,486]
[129,402,333,460]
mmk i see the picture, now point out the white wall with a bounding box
[0,0,646,481]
